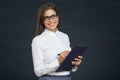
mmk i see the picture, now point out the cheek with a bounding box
[43,21,48,27]
[57,18,59,24]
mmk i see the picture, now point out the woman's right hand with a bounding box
[58,50,70,64]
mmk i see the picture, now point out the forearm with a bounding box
[33,58,59,77]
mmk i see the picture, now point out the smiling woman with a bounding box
[34,2,60,36]
[43,9,59,32]
[31,2,83,80]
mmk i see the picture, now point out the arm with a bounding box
[31,38,59,77]
[66,35,82,72]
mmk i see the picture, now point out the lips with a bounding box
[49,23,54,26]
[48,22,56,26]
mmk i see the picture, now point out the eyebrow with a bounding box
[44,14,57,17]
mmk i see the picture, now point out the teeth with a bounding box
[49,23,54,26]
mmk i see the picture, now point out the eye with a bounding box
[44,16,49,20]
[51,14,57,19]
[43,14,58,21]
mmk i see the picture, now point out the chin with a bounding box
[49,27,57,32]
[49,26,57,29]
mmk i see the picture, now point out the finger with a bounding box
[78,56,83,59]
[60,54,66,58]
[64,51,70,56]
[74,58,80,61]
[72,61,80,66]
[65,51,70,54]
[72,61,76,65]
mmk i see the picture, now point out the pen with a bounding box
[58,54,60,55]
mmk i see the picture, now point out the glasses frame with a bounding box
[43,14,58,21]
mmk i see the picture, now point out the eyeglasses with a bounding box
[43,14,58,21]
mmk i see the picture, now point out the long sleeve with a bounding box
[71,66,78,72]
[31,37,59,77]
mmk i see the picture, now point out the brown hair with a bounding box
[34,2,60,37]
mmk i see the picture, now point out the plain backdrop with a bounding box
[0,0,120,80]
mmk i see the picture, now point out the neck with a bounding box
[47,28,57,33]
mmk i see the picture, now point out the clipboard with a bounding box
[56,45,88,72]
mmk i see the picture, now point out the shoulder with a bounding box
[32,32,46,44]
[57,30,71,44]
[57,30,69,38]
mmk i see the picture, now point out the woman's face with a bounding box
[43,9,59,32]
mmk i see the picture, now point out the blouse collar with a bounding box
[44,28,59,37]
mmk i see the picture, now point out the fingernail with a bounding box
[75,58,77,60]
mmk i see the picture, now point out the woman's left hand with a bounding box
[72,56,83,66]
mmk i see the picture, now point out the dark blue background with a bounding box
[0,0,120,80]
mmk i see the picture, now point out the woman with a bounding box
[31,2,83,80]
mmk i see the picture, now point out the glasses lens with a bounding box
[51,14,57,19]
[44,16,49,20]
[44,14,57,21]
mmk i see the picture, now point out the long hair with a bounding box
[34,2,60,37]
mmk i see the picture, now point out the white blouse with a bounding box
[31,28,77,77]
